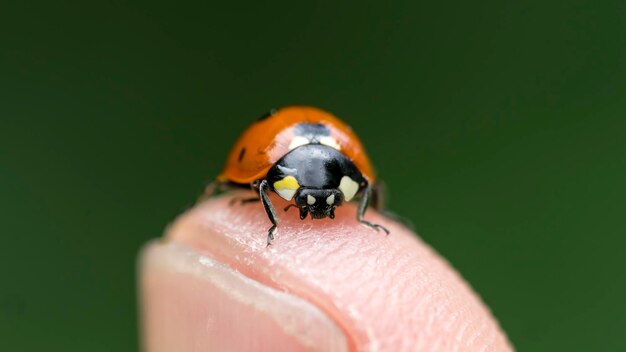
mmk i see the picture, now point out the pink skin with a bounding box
[139,193,514,352]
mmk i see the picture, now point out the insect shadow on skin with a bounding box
[200,106,391,246]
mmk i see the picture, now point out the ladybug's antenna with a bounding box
[283,204,298,212]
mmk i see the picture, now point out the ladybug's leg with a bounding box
[229,197,260,206]
[372,181,415,230]
[229,181,263,205]
[197,180,229,203]
[259,180,279,246]
[371,181,386,211]
[357,182,390,235]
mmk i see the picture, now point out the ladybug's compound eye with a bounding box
[338,176,359,201]
[273,176,300,200]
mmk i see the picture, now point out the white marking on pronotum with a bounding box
[320,136,341,150]
[326,194,335,205]
[276,188,297,201]
[307,195,316,205]
[338,176,359,201]
[289,136,310,150]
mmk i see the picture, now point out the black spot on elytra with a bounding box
[238,148,246,162]
[256,108,278,122]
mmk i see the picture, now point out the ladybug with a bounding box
[203,106,388,245]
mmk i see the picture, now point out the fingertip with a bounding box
[140,193,514,351]
[140,241,348,352]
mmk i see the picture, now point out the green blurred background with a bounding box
[1,1,625,351]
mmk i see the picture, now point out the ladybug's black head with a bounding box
[294,188,344,219]
[267,143,365,220]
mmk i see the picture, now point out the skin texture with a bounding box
[139,193,514,352]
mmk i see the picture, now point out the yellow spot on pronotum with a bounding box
[274,176,300,200]
[274,176,299,190]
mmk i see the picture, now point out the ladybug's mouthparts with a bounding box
[307,207,336,220]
